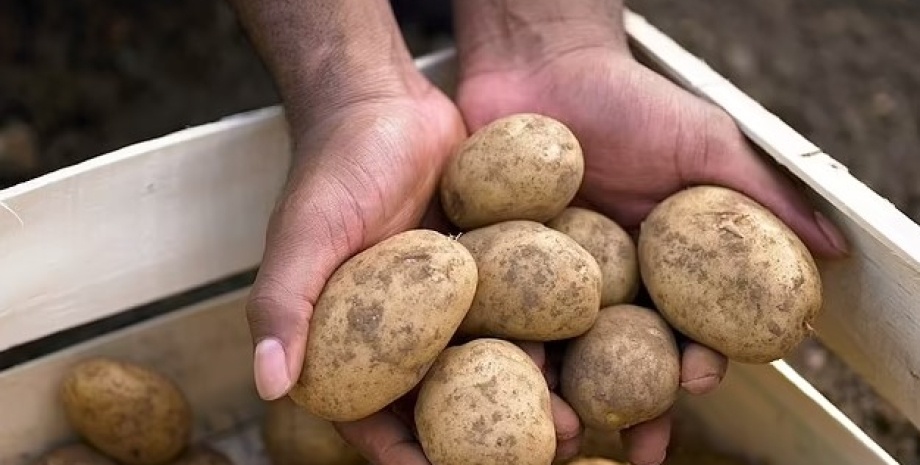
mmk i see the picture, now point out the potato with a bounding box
[637,185,823,363]
[262,397,364,465]
[169,446,233,465]
[566,459,625,465]
[60,358,192,465]
[457,220,602,341]
[415,338,556,465]
[560,305,680,431]
[30,444,116,465]
[289,229,478,422]
[547,207,640,307]
[439,113,584,229]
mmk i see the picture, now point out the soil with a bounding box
[1,0,918,463]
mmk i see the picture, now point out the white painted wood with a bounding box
[0,289,262,465]
[624,9,920,430]
[677,361,898,465]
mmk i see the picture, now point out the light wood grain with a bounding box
[0,288,262,465]
[624,9,920,430]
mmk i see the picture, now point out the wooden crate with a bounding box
[1,11,917,465]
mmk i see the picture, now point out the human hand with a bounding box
[452,2,849,464]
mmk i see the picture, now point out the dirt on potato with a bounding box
[0,0,918,463]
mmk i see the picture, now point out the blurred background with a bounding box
[0,0,917,462]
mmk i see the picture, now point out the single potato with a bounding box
[60,358,192,465]
[547,207,640,306]
[457,220,602,341]
[638,185,823,363]
[439,113,584,229]
[169,446,233,465]
[415,338,556,465]
[561,305,680,431]
[290,229,478,422]
[30,444,116,465]
[262,397,364,465]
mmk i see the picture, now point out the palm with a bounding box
[456,49,733,229]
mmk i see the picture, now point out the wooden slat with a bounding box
[624,9,920,430]
[0,288,261,465]
[677,361,897,465]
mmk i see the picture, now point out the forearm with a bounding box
[227,0,416,133]
[452,0,628,74]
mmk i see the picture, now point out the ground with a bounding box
[0,1,917,463]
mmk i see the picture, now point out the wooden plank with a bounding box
[0,288,261,465]
[0,49,459,354]
[623,9,920,429]
[677,361,897,465]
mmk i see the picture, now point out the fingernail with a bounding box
[681,374,721,395]
[254,338,291,400]
[814,211,849,256]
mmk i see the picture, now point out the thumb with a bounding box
[683,108,849,259]
[247,169,368,401]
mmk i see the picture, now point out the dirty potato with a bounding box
[638,185,824,363]
[560,305,680,431]
[30,443,116,465]
[262,397,364,465]
[439,113,584,229]
[60,358,192,465]
[290,229,478,422]
[457,220,602,341]
[415,339,556,465]
[547,207,640,307]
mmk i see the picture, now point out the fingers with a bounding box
[335,410,432,465]
[551,393,583,461]
[680,342,728,395]
[687,109,849,259]
[247,173,367,400]
[621,410,672,465]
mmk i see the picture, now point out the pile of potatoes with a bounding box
[33,357,236,465]
[285,113,825,465]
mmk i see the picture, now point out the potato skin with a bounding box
[30,444,117,465]
[637,185,823,363]
[439,113,584,229]
[560,305,680,431]
[457,221,602,341]
[547,207,639,307]
[415,338,556,465]
[290,229,479,422]
[262,397,364,465]
[566,459,625,465]
[60,358,192,465]
[169,446,233,465]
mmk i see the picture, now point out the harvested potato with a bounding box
[30,443,116,465]
[262,397,364,465]
[457,220,602,341]
[561,305,680,431]
[547,207,640,306]
[415,339,556,465]
[439,113,584,229]
[169,446,233,465]
[60,358,192,465]
[637,185,823,363]
[290,229,478,422]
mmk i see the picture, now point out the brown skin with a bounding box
[457,220,602,341]
[262,397,364,465]
[547,207,639,307]
[60,358,192,465]
[638,185,824,364]
[415,338,556,465]
[561,305,681,431]
[566,459,625,465]
[30,444,116,465]
[169,446,233,465]
[289,229,478,422]
[439,113,584,229]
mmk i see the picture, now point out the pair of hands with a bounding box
[246,44,848,465]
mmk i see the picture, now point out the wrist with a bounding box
[453,0,630,77]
